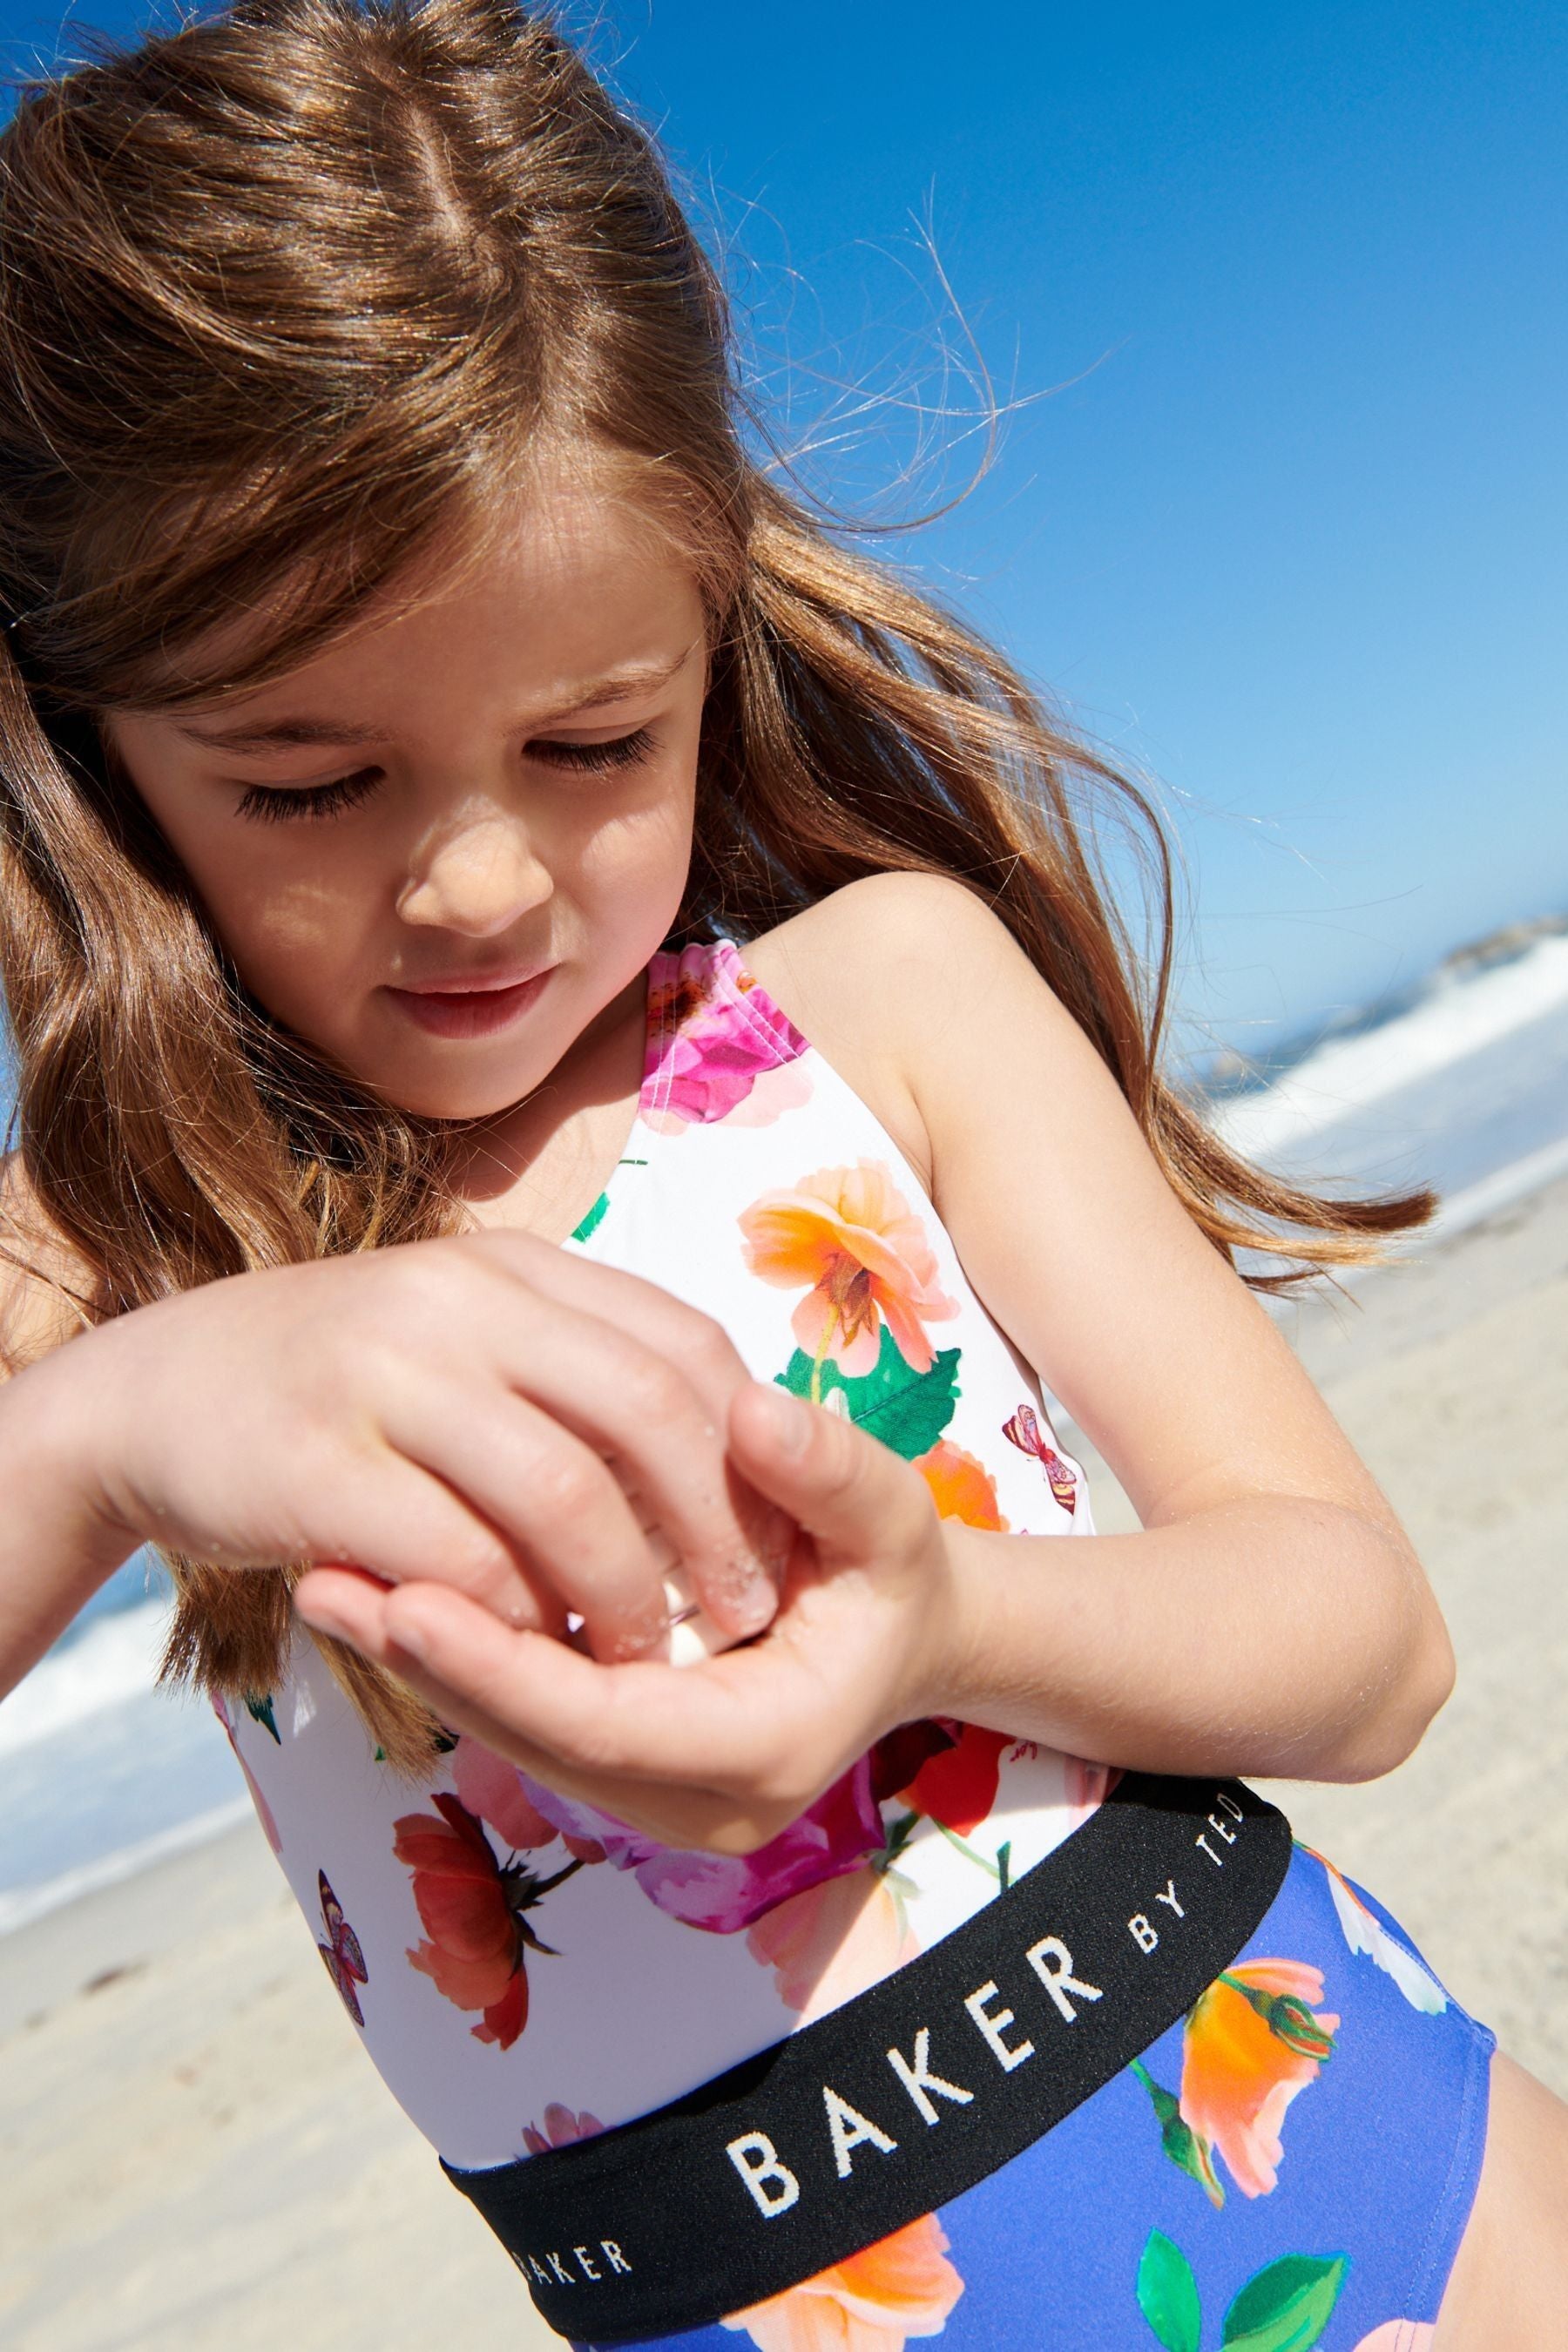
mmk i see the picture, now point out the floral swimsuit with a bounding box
[220,940,1494,2351]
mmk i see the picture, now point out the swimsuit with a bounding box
[220,939,1493,2349]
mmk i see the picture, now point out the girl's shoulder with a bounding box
[0,1153,90,1373]
[738,871,1102,1198]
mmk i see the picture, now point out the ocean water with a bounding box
[3,925,1568,1936]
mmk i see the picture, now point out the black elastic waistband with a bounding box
[443,1771,1290,2343]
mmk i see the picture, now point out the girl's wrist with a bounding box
[3,1336,145,1576]
[0,1346,144,1694]
[906,1517,1009,1727]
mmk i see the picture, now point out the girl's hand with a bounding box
[294,1382,959,1854]
[48,1232,789,1662]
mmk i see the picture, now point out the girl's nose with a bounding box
[395,804,553,937]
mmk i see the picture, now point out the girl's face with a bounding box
[105,478,708,1120]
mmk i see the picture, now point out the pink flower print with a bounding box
[517,1756,886,1935]
[523,2101,604,2157]
[212,1691,282,1856]
[740,1162,957,1380]
[1354,2329,1436,2351]
[1063,1755,1117,1828]
[642,943,811,1132]
[451,1735,605,1862]
[747,1866,917,2022]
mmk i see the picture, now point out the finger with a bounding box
[458,1236,797,1624]
[298,1565,809,1853]
[727,1382,934,1562]
[471,1288,785,1639]
[212,1441,556,1618]
[304,1571,799,1792]
[381,1384,677,1659]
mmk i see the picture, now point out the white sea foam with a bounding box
[0,1596,169,1761]
[1213,932,1568,1159]
[0,1796,253,1938]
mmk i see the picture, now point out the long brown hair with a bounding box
[0,0,1429,1762]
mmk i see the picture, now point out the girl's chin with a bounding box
[331,1037,551,1125]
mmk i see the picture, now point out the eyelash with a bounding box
[233,727,659,824]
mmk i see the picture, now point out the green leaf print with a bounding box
[1220,2254,1348,2351]
[1136,2230,1202,2352]
[571,1190,610,1245]
[244,1692,280,1742]
[774,1326,961,1459]
[1129,2059,1225,2206]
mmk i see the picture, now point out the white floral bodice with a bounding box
[220,940,1105,2171]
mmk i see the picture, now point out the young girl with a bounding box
[1,3,1564,2344]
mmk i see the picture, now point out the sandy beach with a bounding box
[3,1173,1567,2349]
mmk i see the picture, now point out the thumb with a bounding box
[727,1381,931,1563]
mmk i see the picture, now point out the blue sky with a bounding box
[3,0,1565,1059]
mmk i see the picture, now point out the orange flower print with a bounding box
[391,1794,583,2051]
[739,1162,957,1387]
[721,2213,963,2349]
[914,1439,1007,1530]
[1179,1960,1340,2198]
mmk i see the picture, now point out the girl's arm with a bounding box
[747,871,1455,1786]
[0,1177,138,1687]
[0,1211,788,1705]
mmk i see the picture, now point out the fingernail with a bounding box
[754,1382,813,1457]
[295,1597,348,1641]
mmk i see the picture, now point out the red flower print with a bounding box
[868,1720,956,1804]
[899,1722,1013,1837]
[391,1794,583,2051]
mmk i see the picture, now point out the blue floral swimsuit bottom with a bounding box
[227,942,1493,2352]
[449,1779,1491,2352]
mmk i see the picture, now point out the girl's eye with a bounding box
[526,727,656,774]
[235,768,383,825]
[229,727,654,821]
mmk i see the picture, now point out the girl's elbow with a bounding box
[1333,1609,1456,1784]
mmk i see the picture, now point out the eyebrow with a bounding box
[173,653,692,754]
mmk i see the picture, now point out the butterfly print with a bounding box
[1003,1401,1079,1515]
[316,1870,369,2027]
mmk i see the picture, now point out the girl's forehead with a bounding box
[131,474,707,724]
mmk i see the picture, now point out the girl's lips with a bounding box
[384,967,555,1040]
